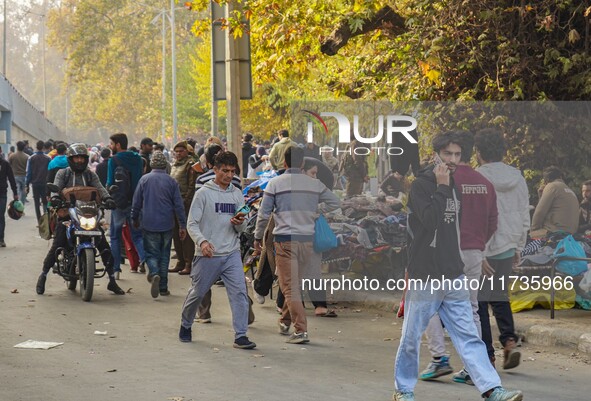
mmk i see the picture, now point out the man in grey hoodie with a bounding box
[474,129,530,370]
[179,151,256,350]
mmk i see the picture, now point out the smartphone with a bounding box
[433,153,444,166]
[234,204,250,217]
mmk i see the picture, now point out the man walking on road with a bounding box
[475,128,530,370]
[25,140,51,222]
[392,131,522,401]
[132,151,187,298]
[0,154,18,247]
[179,151,256,350]
[254,146,340,344]
[420,131,498,383]
[107,133,145,278]
[9,141,29,204]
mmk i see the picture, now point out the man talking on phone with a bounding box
[178,151,256,350]
[392,131,522,401]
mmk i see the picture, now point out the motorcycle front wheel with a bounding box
[79,248,96,302]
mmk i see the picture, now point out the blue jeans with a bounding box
[394,275,501,395]
[0,195,7,241]
[15,176,26,203]
[110,207,145,272]
[143,230,173,291]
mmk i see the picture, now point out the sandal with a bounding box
[316,309,338,318]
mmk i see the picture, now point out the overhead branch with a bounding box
[320,6,406,56]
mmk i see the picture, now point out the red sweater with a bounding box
[453,165,498,251]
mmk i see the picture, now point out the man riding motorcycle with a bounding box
[35,143,125,296]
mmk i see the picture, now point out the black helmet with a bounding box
[67,143,89,173]
[7,200,25,220]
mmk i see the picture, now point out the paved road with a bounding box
[1,207,589,401]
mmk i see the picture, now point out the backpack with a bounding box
[112,157,132,209]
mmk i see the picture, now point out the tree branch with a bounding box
[320,6,406,56]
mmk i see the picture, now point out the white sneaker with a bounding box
[251,280,265,304]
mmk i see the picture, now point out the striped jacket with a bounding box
[254,168,340,241]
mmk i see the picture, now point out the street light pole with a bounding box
[170,0,178,147]
[161,9,166,144]
[42,0,47,115]
[3,0,6,76]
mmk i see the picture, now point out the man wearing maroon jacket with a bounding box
[419,131,498,384]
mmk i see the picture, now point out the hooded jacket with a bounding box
[106,150,143,193]
[47,154,69,184]
[187,179,246,256]
[406,166,463,280]
[476,162,530,256]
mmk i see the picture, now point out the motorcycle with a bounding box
[47,183,112,302]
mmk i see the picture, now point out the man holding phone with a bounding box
[179,151,256,349]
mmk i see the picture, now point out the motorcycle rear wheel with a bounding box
[79,248,96,302]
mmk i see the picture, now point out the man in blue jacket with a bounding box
[107,133,145,277]
[132,151,186,298]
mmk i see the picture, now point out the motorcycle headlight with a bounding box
[79,216,97,230]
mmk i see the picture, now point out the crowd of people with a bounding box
[2,126,591,401]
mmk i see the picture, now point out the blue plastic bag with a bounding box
[553,235,588,276]
[313,214,338,253]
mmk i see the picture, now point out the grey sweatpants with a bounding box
[180,251,249,339]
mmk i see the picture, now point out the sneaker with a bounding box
[107,279,125,295]
[159,290,170,296]
[179,325,192,342]
[419,356,453,380]
[452,368,474,385]
[114,271,120,280]
[278,321,290,335]
[392,392,415,401]
[503,339,521,370]
[0,240,6,247]
[233,336,256,349]
[139,262,146,273]
[195,317,212,323]
[251,280,265,304]
[286,332,309,344]
[484,387,523,401]
[150,275,160,298]
[36,274,46,295]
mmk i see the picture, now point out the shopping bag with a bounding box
[122,223,140,269]
[38,210,56,240]
[553,235,588,276]
[313,214,338,253]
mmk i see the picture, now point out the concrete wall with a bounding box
[0,76,64,156]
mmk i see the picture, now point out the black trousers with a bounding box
[42,220,114,275]
[31,183,47,222]
[478,256,518,358]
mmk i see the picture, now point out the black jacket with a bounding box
[96,159,110,187]
[26,152,50,185]
[242,142,256,178]
[406,166,463,280]
[0,158,17,197]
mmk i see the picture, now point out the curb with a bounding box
[514,322,591,355]
[337,289,591,355]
